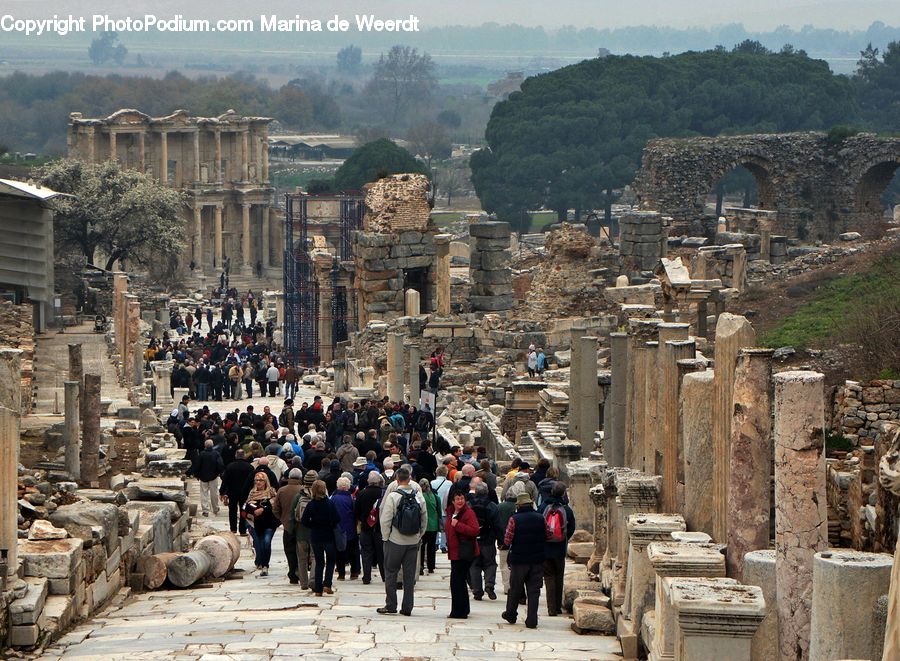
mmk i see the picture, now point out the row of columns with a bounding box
[192,202,275,274]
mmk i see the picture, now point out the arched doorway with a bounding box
[703,160,775,218]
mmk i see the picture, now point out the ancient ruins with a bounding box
[0,120,899,660]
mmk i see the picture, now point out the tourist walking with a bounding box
[355,471,385,584]
[291,470,318,589]
[243,472,280,576]
[541,481,576,616]
[267,362,280,397]
[196,439,225,517]
[501,491,545,628]
[526,345,538,378]
[272,468,304,585]
[419,478,440,574]
[445,490,480,619]
[468,481,501,600]
[300,480,340,596]
[497,481,525,593]
[332,477,360,580]
[220,449,253,535]
[377,467,427,615]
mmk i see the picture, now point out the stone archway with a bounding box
[699,155,776,217]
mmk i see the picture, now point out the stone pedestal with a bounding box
[151,361,174,407]
[649,542,727,661]
[434,234,451,316]
[625,513,686,633]
[613,472,661,607]
[670,578,766,661]
[743,549,777,661]
[0,348,23,414]
[607,332,628,467]
[407,344,421,406]
[712,313,756,542]
[63,381,80,480]
[404,289,421,316]
[681,370,715,538]
[773,370,827,661]
[726,348,773,580]
[386,333,404,403]
[809,550,892,661]
[0,407,19,574]
[81,374,101,485]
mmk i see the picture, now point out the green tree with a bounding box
[88,31,127,66]
[332,138,429,191]
[37,159,184,271]
[471,50,857,224]
[436,109,462,129]
[855,41,900,130]
[363,46,436,123]
[337,45,363,74]
[857,42,882,81]
[270,85,313,129]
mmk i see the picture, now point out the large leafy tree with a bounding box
[855,41,900,131]
[471,49,857,224]
[37,159,185,271]
[363,46,436,124]
[331,138,429,191]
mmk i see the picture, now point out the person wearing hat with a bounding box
[279,398,295,434]
[273,467,305,584]
[501,491,545,629]
[351,455,368,488]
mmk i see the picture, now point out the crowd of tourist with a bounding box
[180,392,575,629]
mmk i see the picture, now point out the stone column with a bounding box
[743,549,777,661]
[81,373,101,485]
[568,321,586,442]
[682,370,715,538]
[192,130,200,182]
[648,542,727,661]
[607,332,627,467]
[759,219,772,264]
[214,130,222,181]
[386,333,404,403]
[726,348,773,580]
[108,128,117,162]
[670,578,766,661]
[241,130,249,181]
[573,335,599,456]
[159,131,168,185]
[0,406,19,575]
[124,295,141,387]
[86,126,95,162]
[712,313,756,543]
[214,204,223,269]
[405,289,421,316]
[435,234,451,316]
[263,208,274,269]
[773,370,827,661]
[809,550,892,661]
[0,348,22,414]
[588,484,608,573]
[152,360,174,407]
[615,474,662,607]
[260,129,269,181]
[63,380,80,479]
[132,341,144,387]
[407,344,420,405]
[193,204,203,272]
[137,131,145,171]
[696,299,708,339]
[241,202,252,273]
[68,343,83,420]
[657,323,691,510]
[625,513,686,634]
[469,221,512,311]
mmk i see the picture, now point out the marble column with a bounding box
[108,128,117,162]
[575,335,600,456]
[759,219,772,264]
[435,234,451,316]
[809,550,892,661]
[241,202,252,272]
[68,343,83,421]
[125,295,141,387]
[386,333,404,403]
[85,126,95,162]
[137,132,145,171]
[260,129,269,181]
[588,484,608,573]
[63,381,80,479]
[0,348,22,414]
[214,204,223,269]
[214,130,222,181]
[152,360,174,407]
[712,313,756,543]
[625,513,686,634]
[81,373,101,485]
[607,332,628,467]
[0,406,19,575]
[670,578,766,661]
[568,321,587,442]
[132,342,144,387]
[743,549,777,661]
[656,324,691,510]
[405,289,421,316]
[241,130,249,180]
[773,370,827,661]
[407,344,421,405]
[159,131,168,185]
[192,130,200,182]
[649,542,727,661]
[193,205,203,272]
[263,208,273,269]
[681,370,715,538]
[726,348,774,580]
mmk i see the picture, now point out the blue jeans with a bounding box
[196,383,208,401]
[249,527,275,567]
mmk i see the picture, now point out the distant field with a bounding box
[431,209,556,232]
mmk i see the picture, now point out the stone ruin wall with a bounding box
[0,300,34,414]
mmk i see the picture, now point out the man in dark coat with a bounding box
[195,439,225,517]
[501,491,546,629]
[219,449,254,534]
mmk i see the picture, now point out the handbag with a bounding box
[334,524,347,552]
[457,537,476,562]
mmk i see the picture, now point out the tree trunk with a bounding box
[138,552,180,589]
[716,181,725,217]
[166,551,212,588]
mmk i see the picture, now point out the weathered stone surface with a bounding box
[469,221,511,239]
[20,538,83,578]
[28,519,69,541]
[49,501,120,552]
[682,370,715,538]
[572,598,616,634]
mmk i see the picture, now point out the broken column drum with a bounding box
[681,370,715,538]
[773,370,827,661]
[743,549,778,661]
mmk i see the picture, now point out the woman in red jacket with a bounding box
[445,491,480,619]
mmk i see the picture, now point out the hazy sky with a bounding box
[9,0,900,30]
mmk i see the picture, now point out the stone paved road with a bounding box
[38,481,622,661]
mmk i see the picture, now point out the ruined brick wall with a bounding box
[632,132,900,241]
[362,174,431,233]
[0,300,34,413]
[832,380,900,446]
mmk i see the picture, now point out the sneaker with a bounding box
[486,589,497,600]
[501,611,516,625]
[377,607,398,615]
[362,579,371,585]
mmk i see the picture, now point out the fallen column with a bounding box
[194,535,239,578]
[166,550,212,588]
[138,552,181,589]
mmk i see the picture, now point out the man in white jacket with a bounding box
[377,467,427,616]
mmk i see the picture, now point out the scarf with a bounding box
[246,472,277,503]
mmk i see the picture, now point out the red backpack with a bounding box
[544,504,567,543]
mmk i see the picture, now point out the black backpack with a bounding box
[392,490,422,536]
[471,502,492,541]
